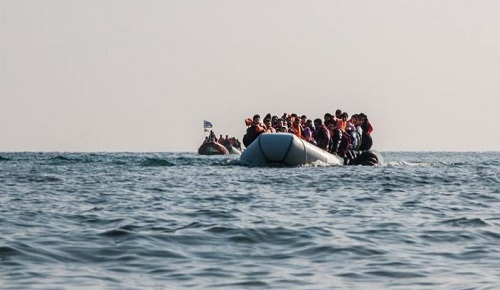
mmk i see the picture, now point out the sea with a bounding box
[1,152,499,290]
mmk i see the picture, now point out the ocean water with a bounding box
[1,152,500,290]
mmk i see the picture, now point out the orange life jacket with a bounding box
[292,124,304,139]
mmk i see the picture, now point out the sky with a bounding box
[1,0,499,152]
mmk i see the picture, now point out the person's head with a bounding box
[306,119,313,128]
[324,113,332,122]
[335,109,342,118]
[252,114,261,124]
[341,112,348,121]
[358,113,367,123]
[293,117,301,125]
[278,126,288,133]
[314,118,323,128]
[264,118,272,127]
[275,118,284,127]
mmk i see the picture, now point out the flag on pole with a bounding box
[203,120,213,129]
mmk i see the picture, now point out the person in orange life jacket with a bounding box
[263,118,276,133]
[329,112,347,154]
[313,118,331,151]
[243,114,266,147]
[337,112,354,158]
[291,117,304,139]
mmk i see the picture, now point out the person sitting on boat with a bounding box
[234,138,242,151]
[300,115,308,127]
[278,125,288,133]
[358,113,374,151]
[243,114,266,147]
[263,118,276,133]
[271,115,279,127]
[218,134,225,144]
[328,112,347,154]
[209,130,217,142]
[291,116,304,139]
[313,118,330,151]
[274,118,286,132]
[335,109,343,119]
[346,114,360,150]
[324,113,333,125]
[305,119,314,130]
[337,114,354,160]
[222,135,231,146]
[303,127,316,145]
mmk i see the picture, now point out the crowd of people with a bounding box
[243,110,374,161]
[203,130,242,151]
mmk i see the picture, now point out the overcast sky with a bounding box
[1,0,499,152]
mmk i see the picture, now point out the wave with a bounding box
[140,158,175,167]
[384,160,469,167]
[46,154,90,165]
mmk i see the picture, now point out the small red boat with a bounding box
[198,141,229,155]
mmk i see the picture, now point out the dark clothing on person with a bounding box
[243,125,264,147]
[314,124,330,151]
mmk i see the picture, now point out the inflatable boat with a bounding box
[198,141,229,155]
[240,133,343,166]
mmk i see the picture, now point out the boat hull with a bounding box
[198,142,229,155]
[240,133,342,166]
[225,145,242,155]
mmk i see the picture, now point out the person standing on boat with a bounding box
[313,118,331,151]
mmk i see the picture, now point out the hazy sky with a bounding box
[1,0,499,152]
